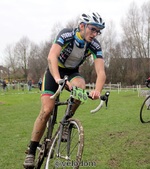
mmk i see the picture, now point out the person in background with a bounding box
[38,78,42,91]
[27,80,32,91]
[23,11,106,168]
[2,79,7,91]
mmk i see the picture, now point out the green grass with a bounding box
[0,88,150,169]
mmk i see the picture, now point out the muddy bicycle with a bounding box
[25,76,110,169]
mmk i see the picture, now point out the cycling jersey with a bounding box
[41,28,104,96]
[54,28,103,69]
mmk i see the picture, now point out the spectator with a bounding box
[2,80,7,91]
[38,78,42,91]
[28,80,32,91]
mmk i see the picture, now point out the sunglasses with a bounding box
[87,25,101,35]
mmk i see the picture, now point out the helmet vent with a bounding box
[93,16,98,23]
[82,14,90,22]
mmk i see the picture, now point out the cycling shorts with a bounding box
[41,67,83,96]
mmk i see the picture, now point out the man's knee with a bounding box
[38,106,52,122]
[39,97,55,121]
[71,77,86,89]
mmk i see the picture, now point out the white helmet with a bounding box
[78,12,105,29]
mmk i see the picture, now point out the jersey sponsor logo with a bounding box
[61,32,73,39]
[64,47,72,54]
[59,47,73,63]
[91,40,100,49]
[57,37,64,44]
[97,51,102,56]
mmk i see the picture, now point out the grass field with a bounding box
[0,88,150,169]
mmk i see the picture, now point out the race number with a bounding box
[72,87,88,103]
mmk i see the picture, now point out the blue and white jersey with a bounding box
[54,28,103,69]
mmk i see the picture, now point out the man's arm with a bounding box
[90,58,106,99]
[95,58,106,92]
[47,43,72,89]
[47,43,62,83]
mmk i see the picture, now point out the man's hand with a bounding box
[55,78,72,90]
[89,90,100,100]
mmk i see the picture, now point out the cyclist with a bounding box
[145,77,150,88]
[23,11,106,168]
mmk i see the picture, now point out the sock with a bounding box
[29,141,39,156]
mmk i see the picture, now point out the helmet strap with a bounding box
[83,24,88,40]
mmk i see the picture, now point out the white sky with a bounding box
[0,0,147,65]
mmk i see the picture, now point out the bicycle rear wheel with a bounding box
[45,118,84,169]
[140,95,150,123]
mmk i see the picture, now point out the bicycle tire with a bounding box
[140,95,150,123]
[45,118,84,169]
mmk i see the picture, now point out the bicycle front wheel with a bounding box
[140,95,150,123]
[45,118,84,169]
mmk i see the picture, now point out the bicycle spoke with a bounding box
[45,119,84,169]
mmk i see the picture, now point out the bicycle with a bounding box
[140,79,150,123]
[24,76,110,169]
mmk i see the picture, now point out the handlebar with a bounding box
[50,75,68,99]
[50,76,110,113]
[90,91,110,113]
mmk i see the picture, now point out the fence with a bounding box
[0,82,39,92]
[86,83,148,97]
[86,82,121,93]
[0,82,148,98]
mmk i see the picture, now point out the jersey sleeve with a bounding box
[54,28,74,47]
[89,39,103,60]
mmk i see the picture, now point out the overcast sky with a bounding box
[0,0,147,65]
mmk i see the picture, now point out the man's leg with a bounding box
[23,95,55,167]
[70,77,86,113]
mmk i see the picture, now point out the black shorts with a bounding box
[41,67,83,96]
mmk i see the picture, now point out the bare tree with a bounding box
[100,20,117,68]
[14,36,31,81]
[4,44,20,80]
[141,1,150,73]
[28,41,53,83]
[27,43,41,82]
[121,1,150,83]
[49,22,63,42]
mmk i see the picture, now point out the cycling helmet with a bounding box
[78,12,105,29]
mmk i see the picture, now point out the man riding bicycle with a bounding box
[23,11,106,168]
